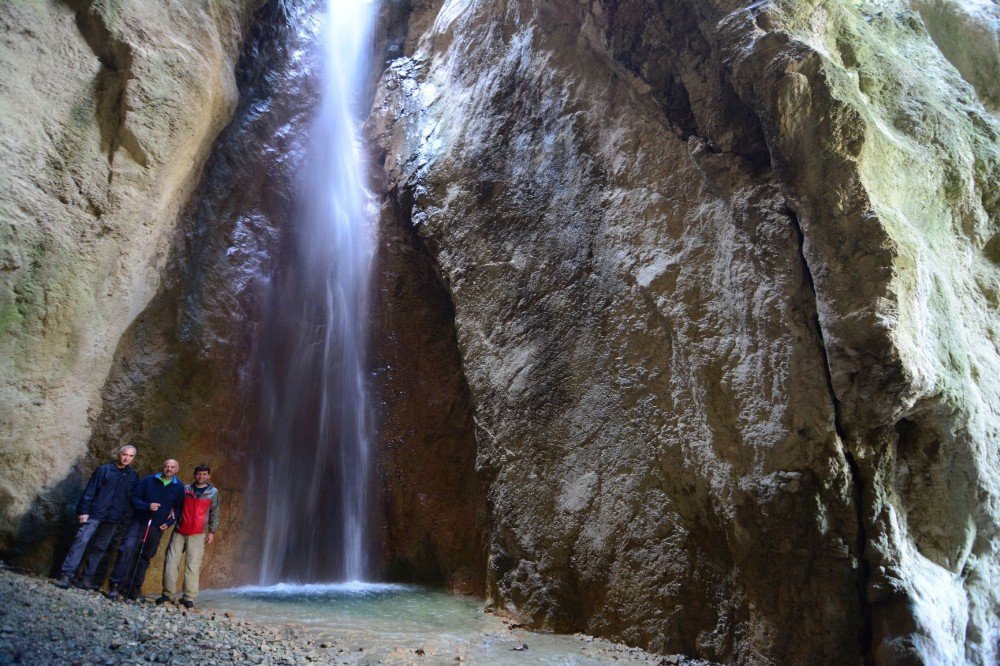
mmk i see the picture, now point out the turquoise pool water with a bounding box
[198,583,654,664]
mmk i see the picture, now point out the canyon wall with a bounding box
[73,0,486,591]
[370,0,1000,662]
[80,0,309,590]
[1,0,997,664]
[0,0,263,566]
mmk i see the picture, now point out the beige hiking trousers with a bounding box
[162,532,206,601]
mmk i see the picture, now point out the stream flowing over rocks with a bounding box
[1,0,999,664]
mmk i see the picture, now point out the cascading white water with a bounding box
[256,0,378,584]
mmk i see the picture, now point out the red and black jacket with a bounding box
[177,483,220,536]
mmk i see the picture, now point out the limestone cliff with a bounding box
[1,0,997,663]
[0,0,263,565]
[370,0,1000,662]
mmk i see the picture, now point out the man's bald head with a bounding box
[161,459,179,478]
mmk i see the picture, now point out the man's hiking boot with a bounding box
[155,595,171,605]
[75,577,97,591]
[180,599,194,609]
[105,588,120,600]
[54,575,72,589]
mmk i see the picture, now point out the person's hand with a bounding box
[159,523,169,532]
[206,533,215,545]
[149,503,161,512]
[78,515,89,524]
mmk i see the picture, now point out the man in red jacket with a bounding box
[157,464,220,608]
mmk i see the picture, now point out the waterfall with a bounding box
[254,0,378,584]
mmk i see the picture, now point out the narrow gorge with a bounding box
[1,0,998,664]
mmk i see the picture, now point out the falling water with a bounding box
[254,0,378,584]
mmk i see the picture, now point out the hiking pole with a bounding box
[125,517,153,600]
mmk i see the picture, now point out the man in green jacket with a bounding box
[107,459,185,600]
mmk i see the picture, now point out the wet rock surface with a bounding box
[79,0,487,591]
[370,0,1000,662]
[371,201,487,594]
[81,0,315,592]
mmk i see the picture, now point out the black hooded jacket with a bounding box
[75,462,140,524]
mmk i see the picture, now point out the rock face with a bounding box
[370,0,1000,662]
[0,0,263,566]
[82,0,310,591]
[372,198,487,594]
[80,0,486,592]
[912,0,1000,116]
[1,0,998,663]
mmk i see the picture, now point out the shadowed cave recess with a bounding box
[1,0,998,664]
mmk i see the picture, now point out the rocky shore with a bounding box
[0,566,691,665]
[0,566,320,665]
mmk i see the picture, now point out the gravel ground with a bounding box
[0,566,330,665]
[0,565,703,665]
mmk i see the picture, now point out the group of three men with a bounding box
[55,445,220,608]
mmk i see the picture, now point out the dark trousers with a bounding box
[109,518,165,596]
[59,519,120,582]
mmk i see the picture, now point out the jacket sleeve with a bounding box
[75,466,103,516]
[166,486,185,527]
[208,489,221,534]
[122,471,138,521]
[131,478,151,513]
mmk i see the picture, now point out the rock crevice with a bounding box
[64,0,148,175]
[789,203,874,665]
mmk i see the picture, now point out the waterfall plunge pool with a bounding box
[198,584,659,664]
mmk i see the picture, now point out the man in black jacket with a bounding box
[55,445,139,590]
[106,459,185,600]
